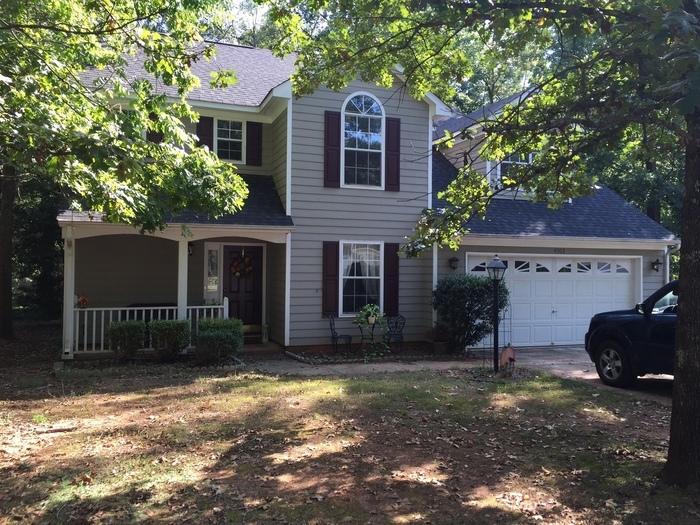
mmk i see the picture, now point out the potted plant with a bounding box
[356,303,382,325]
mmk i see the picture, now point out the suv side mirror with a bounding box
[636,303,646,315]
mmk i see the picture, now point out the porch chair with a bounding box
[385,314,405,352]
[329,315,353,353]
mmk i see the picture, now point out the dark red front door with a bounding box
[223,245,263,327]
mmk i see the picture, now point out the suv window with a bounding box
[652,289,678,314]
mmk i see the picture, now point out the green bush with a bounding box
[432,274,509,353]
[108,320,146,360]
[195,317,244,364]
[198,317,244,335]
[149,320,190,361]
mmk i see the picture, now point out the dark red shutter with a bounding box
[324,111,341,187]
[197,116,214,150]
[385,117,400,191]
[383,243,400,315]
[322,241,340,317]
[246,121,263,166]
[146,113,163,144]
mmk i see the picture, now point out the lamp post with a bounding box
[486,255,507,373]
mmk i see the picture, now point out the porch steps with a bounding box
[239,341,284,356]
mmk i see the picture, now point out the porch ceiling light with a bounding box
[188,243,194,256]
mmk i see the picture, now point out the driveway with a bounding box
[244,345,673,405]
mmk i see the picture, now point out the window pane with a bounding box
[216,119,243,161]
[341,242,382,314]
[343,94,383,187]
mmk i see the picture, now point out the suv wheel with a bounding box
[595,341,635,388]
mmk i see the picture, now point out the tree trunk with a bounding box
[0,165,17,340]
[661,109,700,486]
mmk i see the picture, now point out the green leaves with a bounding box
[1,0,246,232]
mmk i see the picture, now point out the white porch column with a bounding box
[177,240,188,320]
[62,226,75,359]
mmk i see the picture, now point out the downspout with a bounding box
[285,232,291,347]
[432,243,438,327]
[666,244,681,283]
[285,97,293,347]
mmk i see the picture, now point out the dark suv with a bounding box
[584,280,677,387]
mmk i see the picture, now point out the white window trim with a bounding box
[214,117,246,164]
[496,152,534,181]
[338,240,385,317]
[340,92,385,190]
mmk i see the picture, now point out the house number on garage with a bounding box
[554,248,566,254]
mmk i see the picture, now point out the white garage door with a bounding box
[468,255,636,346]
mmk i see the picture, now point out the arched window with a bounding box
[342,93,384,187]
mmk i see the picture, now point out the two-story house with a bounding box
[58,43,450,358]
[57,43,678,359]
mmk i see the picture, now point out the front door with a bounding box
[223,245,263,329]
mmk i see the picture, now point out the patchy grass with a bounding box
[0,324,698,524]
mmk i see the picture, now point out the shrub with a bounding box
[108,320,146,360]
[195,317,244,364]
[148,320,190,361]
[432,274,509,353]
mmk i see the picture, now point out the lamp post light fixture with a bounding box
[651,258,663,273]
[448,257,460,270]
[486,254,507,373]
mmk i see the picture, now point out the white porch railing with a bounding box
[72,299,229,355]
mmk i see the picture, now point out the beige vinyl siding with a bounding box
[270,109,288,209]
[287,80,434,347]
[187,241,205,305]
[443,136,488,174]
[75,235,178,307]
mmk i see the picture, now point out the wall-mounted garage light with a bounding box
[188,243,194,256]
[448,257,460,270]
[651,258,662,273]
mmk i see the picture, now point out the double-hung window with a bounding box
[499,152,533,181]
[343,94,383,187]
[216,119,244,162]
[341,242,382,314]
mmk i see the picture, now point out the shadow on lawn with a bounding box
[0,325,697,524]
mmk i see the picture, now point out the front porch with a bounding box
[59,216,293,360]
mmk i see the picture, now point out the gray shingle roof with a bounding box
[172,174,293,227]
[432,151,677,242]
[434,90,532,140]
[84,42,296,107]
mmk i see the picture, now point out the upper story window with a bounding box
[342,94,384,187]
[498,152,533,181]
[216,119,244,162]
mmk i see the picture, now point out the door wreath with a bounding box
[230,254,254,279]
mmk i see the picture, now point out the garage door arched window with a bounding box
[342,93,384,188]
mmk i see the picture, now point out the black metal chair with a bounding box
[329,315,353,353]
[385,314,405,352]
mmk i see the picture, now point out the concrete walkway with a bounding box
[243,345,596,379]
